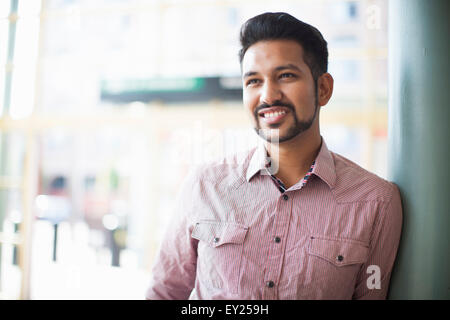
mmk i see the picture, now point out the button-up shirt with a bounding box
[146,139,403,300]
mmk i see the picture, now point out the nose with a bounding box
[260,81,282,105]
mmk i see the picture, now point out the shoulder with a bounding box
[331,151,397,204]
[188,148,256,187]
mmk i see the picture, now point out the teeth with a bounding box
[264,111,286,118]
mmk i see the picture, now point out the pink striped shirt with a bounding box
[146,139,403,300]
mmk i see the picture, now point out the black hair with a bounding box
[239,12,328,80]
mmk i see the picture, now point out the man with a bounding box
[146,12,402,300]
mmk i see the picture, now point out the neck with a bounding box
[265,126,322,189]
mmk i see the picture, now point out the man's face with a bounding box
[242,40,319,143]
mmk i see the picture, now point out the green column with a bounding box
[387,0,450,299]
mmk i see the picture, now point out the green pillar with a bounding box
[387,0,450,299]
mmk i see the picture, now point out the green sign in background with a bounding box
[101,77,205,94]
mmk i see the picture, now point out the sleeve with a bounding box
[352,183,403,300]
[145,168,200,300]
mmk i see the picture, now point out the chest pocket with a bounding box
[303,236,369,298]
[191,220,248,294]
[308,236,369,267]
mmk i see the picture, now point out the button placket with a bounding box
[263,190,292,299]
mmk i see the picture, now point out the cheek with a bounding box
[243,91,257,115]
[290,86,316,108]
[290,83,314,100]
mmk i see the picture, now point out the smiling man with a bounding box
[146,12,403,300]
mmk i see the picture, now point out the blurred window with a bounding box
[0,0,388,300]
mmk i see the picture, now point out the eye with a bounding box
[279,73,296,79]
[246,78,261,86]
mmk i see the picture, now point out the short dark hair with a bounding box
[239,12,328,80]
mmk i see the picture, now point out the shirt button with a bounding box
[274,236,281,243]
[213,237,220,243]
[266,281,275,288]
[282,194,289,201]
[337,255,344,262]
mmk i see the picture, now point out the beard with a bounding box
[253,90,319,143]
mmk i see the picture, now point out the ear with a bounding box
[317,73,334,107]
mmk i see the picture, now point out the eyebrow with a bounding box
[243,64,302,78]
[275,64,302,72]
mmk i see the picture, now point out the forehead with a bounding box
[242,39,307,73]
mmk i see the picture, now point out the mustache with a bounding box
[254,101,295,117]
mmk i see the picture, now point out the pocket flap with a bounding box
[308,236,369,267]
[191,220,249,247]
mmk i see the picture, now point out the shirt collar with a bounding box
[246,142,269,182]
[311,139,336,189]
[245,137,336,189]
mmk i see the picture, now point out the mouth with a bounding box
[257,107,290,124]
